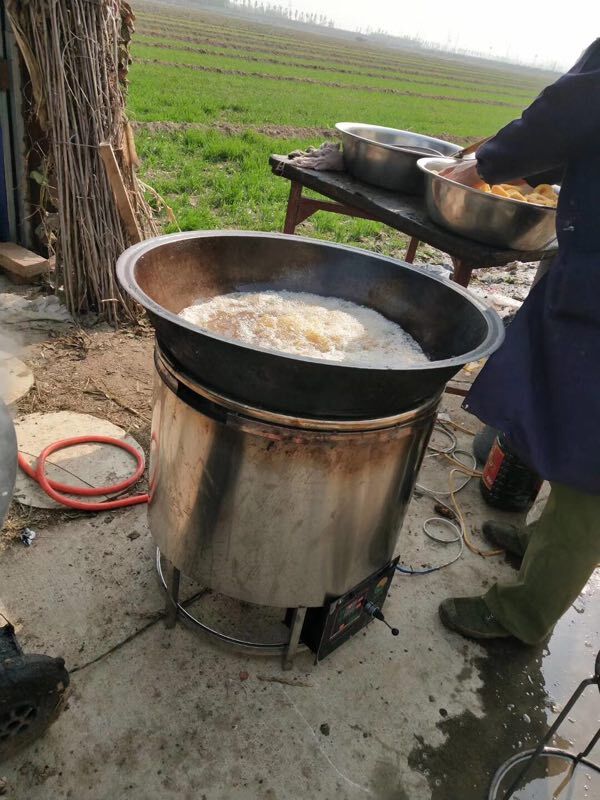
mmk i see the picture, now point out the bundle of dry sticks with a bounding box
[7,0,159,322]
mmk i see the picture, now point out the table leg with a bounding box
[283,181,303,234]
[452,259,473,287]
[405,237,420,263]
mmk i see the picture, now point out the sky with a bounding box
[288,0,600,69]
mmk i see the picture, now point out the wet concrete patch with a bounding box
[409,641,561,799]
[409,573,599,800]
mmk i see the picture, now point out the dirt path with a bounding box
[132,119,338,141]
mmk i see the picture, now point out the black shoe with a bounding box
[439,597,512,640]
[482,520,527,559]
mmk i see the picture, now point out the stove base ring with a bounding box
[156,548,307,668]
[488,748,600,800]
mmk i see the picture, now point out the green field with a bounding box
[130,2,553,256]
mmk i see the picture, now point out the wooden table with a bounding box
[270,155,557,287]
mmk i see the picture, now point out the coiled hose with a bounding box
[18,435,148,511]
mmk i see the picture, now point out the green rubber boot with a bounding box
[482,520,528,559]
[439,596,512,640]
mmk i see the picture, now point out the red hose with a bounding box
[18,435,149,511]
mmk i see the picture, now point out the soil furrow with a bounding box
[136,58,521,108]
[134,37,535,100]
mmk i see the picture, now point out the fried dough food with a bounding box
[482,182,558,208]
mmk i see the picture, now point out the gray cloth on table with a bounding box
[287,142,344,171]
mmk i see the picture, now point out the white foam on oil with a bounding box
[179,290,428,368]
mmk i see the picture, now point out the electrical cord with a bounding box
[397,515,464,575]
[397,419,503,576]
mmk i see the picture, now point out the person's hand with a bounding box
[439,158,486,189]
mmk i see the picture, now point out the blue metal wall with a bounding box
[0,4,20,243]
[0,123,10,241]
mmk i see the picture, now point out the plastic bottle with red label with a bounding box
[480,435,543,512]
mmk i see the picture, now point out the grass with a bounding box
[134,10,552,89]
[129,63,525,136]
[132,31,540,94]
[137,126,414,256]
[132,42,531,105]
[130,3,553,251]
[133,49,535,107]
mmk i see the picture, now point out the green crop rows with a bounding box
[130,3,551,256]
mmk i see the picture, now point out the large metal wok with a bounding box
[117,231,503,419]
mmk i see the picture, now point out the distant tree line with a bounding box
[227,0,334,28]
[192,0,561,71]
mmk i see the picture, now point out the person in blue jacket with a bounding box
[438,40,600,643]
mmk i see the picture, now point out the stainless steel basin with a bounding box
[336,123,461,194]
[417,156,558,250]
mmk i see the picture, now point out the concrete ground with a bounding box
[1,394,598,800]
[1,272,598,799]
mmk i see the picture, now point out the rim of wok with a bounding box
[117,230,504,372]
[417,156,559,212]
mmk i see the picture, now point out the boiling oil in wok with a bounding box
[179,290,428,367]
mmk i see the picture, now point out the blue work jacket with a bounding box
[464,40,600,494]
